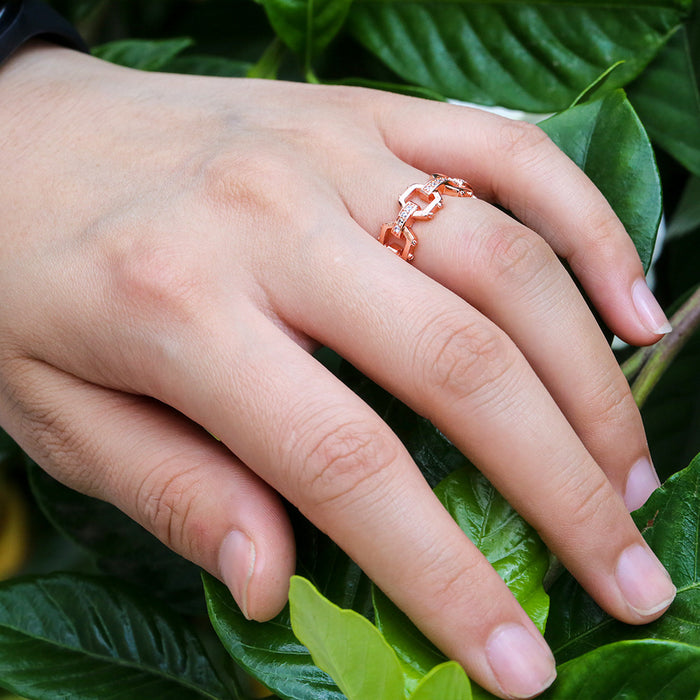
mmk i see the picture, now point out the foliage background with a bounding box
[1,0,700,698]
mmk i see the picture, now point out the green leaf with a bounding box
[0,574,228,700]
[641,287,700,479]
[373,465,549,690]
[667,176,700,240]
[629,26,700,176]
[164,54,252,77]
[435,467,550,632]
[204,574,344,700]
[539,90,661,272]
[261,0,353,71]
[289,576,405,700]
[570,61,626,108]
[546,453,700,663]
[204,574,343,700]
[347,1,690,112]
[541,640,700,699]
[28,463,204,615]
[372,587,445,695]
[408,662,471,700]
[204,511,372,700]
[92,38,194,71]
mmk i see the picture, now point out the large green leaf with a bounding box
[436,467,550,631]
[372,465,549,693]
[541,640,700,699]
[667,176,700,240]
[27,463,204,615]
[408,662,471,700]
[93,38,194,71]
[539,90,661,272]
[204,509,372,700]
[629,26,700,177]
[371,588,445,695]
[347,0,690,112]
[0,574,228,700]
[289,576,405,700]
[204,574,344,700]
[261,0,353,68]
[546,453,700,663]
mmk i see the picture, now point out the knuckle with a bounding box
[296,416,400,509]
[416,312,513,398]
[555,465,612,529]
[483,226,555,281]
[16,395,100,495]
[134,459,200,553]
[570,208,624,269]
[111,241,208,326]
[583,374,634,429]
[495,120,551,165]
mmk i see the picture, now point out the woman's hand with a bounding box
[0,42,675,699]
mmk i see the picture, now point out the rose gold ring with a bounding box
[379,173,475,262]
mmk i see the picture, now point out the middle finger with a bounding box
[263,197,676,626]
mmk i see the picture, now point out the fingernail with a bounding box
[219,530,256,619]
[624,457,661,512]
[632,279,672,335]
[486,623,556,698]
[616,544,676,616]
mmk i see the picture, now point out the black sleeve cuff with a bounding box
[0,0,88,65]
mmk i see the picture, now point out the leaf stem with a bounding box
[247,38,285,80]
[627,286,700,408]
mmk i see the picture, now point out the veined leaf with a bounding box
[408,662,471,700]
[373,465,549,692]
[289,576,405,700]
[347,0,690,112]
[540,90,661,272]
[436,467,550,631]
[204,574,344,700]
[261,0,353,69]
[28,463,204,615]
[546,454,700,662]
[0,574,228,700]
[629,25,700,176]
[541,640,700,699]
[204,511,372,700]
[93,38,194,71]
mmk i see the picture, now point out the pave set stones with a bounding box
[379,173,475,263]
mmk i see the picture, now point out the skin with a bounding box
[0,42,675,698]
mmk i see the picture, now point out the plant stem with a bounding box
[247,39,285,80]
[627,286,700,408]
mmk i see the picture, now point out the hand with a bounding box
[0,42,676,699]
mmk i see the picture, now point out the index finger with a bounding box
[373,93,671,346]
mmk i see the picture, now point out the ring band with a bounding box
[379,173,475,262]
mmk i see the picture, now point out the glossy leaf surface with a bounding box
[373,464,548,693]
[541,640,700,699]
[0,574,227,700]
[204,574,343,700]
[28,463,204,615]
[289,576,404,700]
[629,25,700,176]
[435,467,549,632]
[347,0,690,111]
[540,90,661,272]
[546,454,700,662]
[204,511,372,700]
[408,662,471,700]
